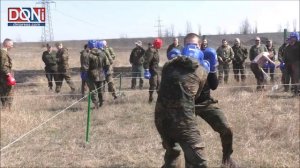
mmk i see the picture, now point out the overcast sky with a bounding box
[1,0,299,42]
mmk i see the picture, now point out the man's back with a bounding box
[157,56,207,122]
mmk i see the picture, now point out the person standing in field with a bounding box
[80,44,89,97]
[277,38,290,92]
[0,38,16,111]
[129,40,145,89]
[249,37,267,62]
[55,42,76,93]
[86,40,108,108]
[101,40,118,99]
[143,38,163,103]
[166,37,183,55]
[42,43,58,91]
[231,38,248,83]
[216,39,234,84]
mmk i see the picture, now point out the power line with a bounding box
[36,0,55,43]
[154,16,163,37]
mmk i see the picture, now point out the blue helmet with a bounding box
[87,40,97,49]
[289,32,300,41]
[181,44,204,64]
[167,48,181,60]
[96,40,105,49]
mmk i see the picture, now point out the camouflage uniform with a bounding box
[86,48,108,108]
[129,45,145,89]
[103,47,117,99]
[80,49,89,96]
[231,44,248,82]
[263,45,276,82]
[284,41,300,95]
[155,56,208,168]
[55,47,76,93]
[216,45,234,84]
[144,46,160,102]
[42,50,58,90]
[278,42,290,91]
[195,73,235,166]
[249,44,267,61]
[0,49,13,109]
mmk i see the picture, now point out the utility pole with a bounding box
[36,0,55,43]
[154,16,163,37]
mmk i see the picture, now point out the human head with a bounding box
[55,42,63,50]
[84,44,88,50]
[103,40,107,47]
[255,37,261,45]
[153,38,163,49]
[289,32,300,45]
[173,37,179,46]
[184,33,201,47]
[135,40,142,47]
[96,40,105,49]
[2,38,14,51]
[266,39,272,46]
[222,39,228,47]
[46,43,52,52]
[87,40,97,49]
[234,38,240,46]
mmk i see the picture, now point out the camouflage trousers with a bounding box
[0,80,14,110]
[155,104,207,167]
[81,79,88,97]
[286,63,300,95]
[232,63,246,82]
[86,79,105,107]
[195,104,233,160]
[105,74,117,98]
[218,63,230,84]
[55,70,76,93]
[149,70,160,98]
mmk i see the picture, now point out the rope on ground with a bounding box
[0,81,108,152]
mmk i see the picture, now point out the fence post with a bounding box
[86,92,92,143]
[119,72,122,92]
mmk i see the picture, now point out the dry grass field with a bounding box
[1,35,299,167]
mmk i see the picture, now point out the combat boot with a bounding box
[112,93,118,100]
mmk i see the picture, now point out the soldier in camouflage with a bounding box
[155,33,208,168]
[0,38,15,111]
[86,40,108,108]
[42,44,58,91]
[80,44,89,97]
[55,42,76,93]
[249,37,268,61]
[195,47,238,168]
[263,39,276,83]
[129,40,145,89]
[102,40,118,99]
[231,38,248,83]
[278,38,290,92]
[144,39,161,103]
[216,39,234,84]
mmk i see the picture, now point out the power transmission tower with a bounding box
[36,0,55,43]
[154,17,163,37]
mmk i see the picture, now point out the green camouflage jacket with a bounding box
[42,50,57,71]
[216,45,234,64]
[0,49,12,80]
[249,44,267,61]
[56,48,70,72]
[88,48,108,82]
[231,45,248,64]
